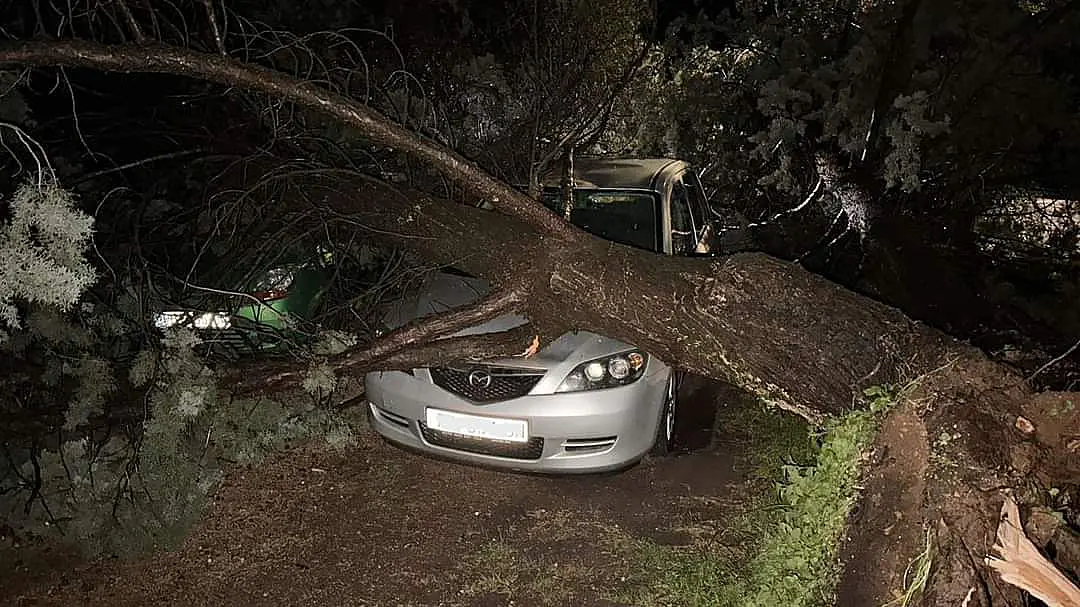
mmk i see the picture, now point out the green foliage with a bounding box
[434,0,652,176]
[5,436,211,558]
[212,394,361,467]
[63,356,117,430]
[863,383,898,415]
[0,155,379,561]
[623,0,1080,248]
[311,329,359,356]
[883,91,950,192]
[302,361,339,398]
[619,404,884,607]
[737,409,878,607]
[2,325,224,557]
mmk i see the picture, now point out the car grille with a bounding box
[429,366,544,402]
[419,422,545,460]
[191,320,292,360]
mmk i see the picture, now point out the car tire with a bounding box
[650,370,681,457]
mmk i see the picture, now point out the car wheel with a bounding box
[650,371,681,457]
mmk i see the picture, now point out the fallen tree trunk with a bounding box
[243,173,963,424]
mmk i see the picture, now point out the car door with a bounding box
[669,171,717,256]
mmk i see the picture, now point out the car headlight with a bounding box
[556,350,648,393]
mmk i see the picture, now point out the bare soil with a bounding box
[1,378,793,607]
[835,403,929,606]
[1022,391,1080,486]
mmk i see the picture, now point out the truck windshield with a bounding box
[540,189,660,252]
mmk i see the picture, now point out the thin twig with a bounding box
[61,69,97,159]
[1028,338,1080,382]
[0,121,55,184]
[199,0,226,55]
[72,149,205,185]
[112,0,146,42]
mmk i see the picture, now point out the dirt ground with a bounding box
[1,378,804,607]
[835,402,929,606]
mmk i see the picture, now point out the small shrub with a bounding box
[1,323,364,558]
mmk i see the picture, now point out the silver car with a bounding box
[364,158,721,473]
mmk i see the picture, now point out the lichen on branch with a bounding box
[0,182,96,332]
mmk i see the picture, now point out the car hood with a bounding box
[380,271,636,369]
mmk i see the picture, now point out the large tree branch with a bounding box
[236,325,539,394]
[0,39,579,240]
[337,286,527,368]
[357,324,538,373]
[222,164,917,422]
[282,168,554,281]
[232,286,532,391]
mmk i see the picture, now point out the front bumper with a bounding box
[364,365,668,474]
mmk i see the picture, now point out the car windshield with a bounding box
[540,188,660,252]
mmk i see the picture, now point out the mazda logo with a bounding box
[467,369,493,388]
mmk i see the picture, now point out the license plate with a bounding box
[425,408,528,443]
